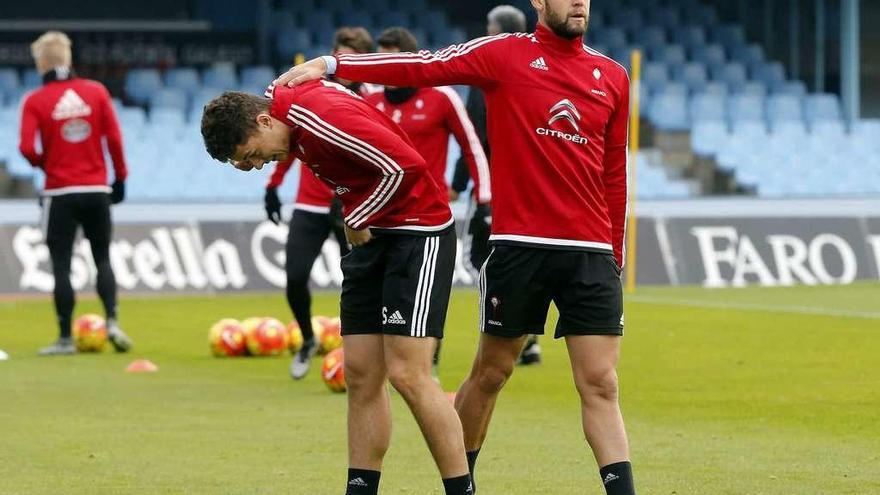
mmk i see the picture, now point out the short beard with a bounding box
[547,12,589,39]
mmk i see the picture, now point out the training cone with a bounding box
[125,359,158,373]
[0,349,8,361]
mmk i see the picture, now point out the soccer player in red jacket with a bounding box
[263,27,374,380]
[274,0,636,492]
[19,31,132,356]
[200,82,473,495]
[363,27,491,377]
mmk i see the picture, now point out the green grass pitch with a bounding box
[1,284,878,494]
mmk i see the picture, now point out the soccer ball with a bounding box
[245,317,289,356]
[208,319,246,357]
[321,348,346,393]
[287,321,304,353]
[73,314,107,352]
[319,317,343,354]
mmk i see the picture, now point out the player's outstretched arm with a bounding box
[274,57,328,88]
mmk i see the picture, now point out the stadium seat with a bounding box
[803,93,842,125]
[685,4,719,25]
[150,88,188,110]
[631,26,665,47]
[642,62,669,91]
[700,81,728,96]
[164,68,200,95]
[382,11,411,29]
[117,106,147,129]
[691,44,726,69]
[811,120,847,139]
[733,81,767,97]
[22,68,41,89]
[753,61,786,88]
[125,69,163,105]
[190,87,224,116]
[303,12,334,39]
[766,94,803,127]
[711,63,747,90]
[0,68,20,95]
[728,94,765,123]
[149,108,187,128]
[672,25,706,50]
[711,25,746,50]
[241,66,275,89]
[658,45,687,66]
[731,43,765,67]
[338,10,374,30]
[276,28,312,60]
[609,8,643,31]
[731,120,769,142]
[772,81,807,97]
[690,120,729,155]
[689,92,727,123]
[645,5,680,30]
[648,92,689,131]
[271,10,297,32]
[673,62,708,91]
[592,27,627,50]
[203,65,238,90]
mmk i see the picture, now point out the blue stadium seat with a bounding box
[803,93,842,125]
[609,8,643,32]
[642,62,669,91]
[811,120,846,139]
[672,25,706,50]
[303,12,334,39]
[0,68,20,95]
[324,0,355,14]
[645,5,680,30]
[22,68,41,89]
[853,119,880,141]
[338,10,374,30]
[691,121,728,155]
[164,68,200,95]
[190,87,224,115]
[276,28,312,60]
[117,106,147,129]
[766,94,803,127]
[658,45,687,66]
[731,43,765,67]
[648,92,689,131]
[772,81,807,97]
[149,108,187,128]
[731,120,768,141]
[592,27,627,50]
[728,94,765,123]
[711,63,747,89]
[420,9,450,36]
[656,82,688,98]
[150,88,188,110]
[631,26,665,47]
[203,65,239,90]
[691,44,726,69]
[382,11,411,28]
[684,4,719,25]
[673,62,708,91]
[124,69,163,105]
[689,93,726,123]
[711,25,746,50]
[753,61,786,87]
[733,81,767,97]
[241,66,275,90]
[700,81,728,96]
[271,10,297,32]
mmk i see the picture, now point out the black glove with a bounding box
[110,180,125,204]
[264,187,282,225]
[329,196,345,230]
[471,203,491,230]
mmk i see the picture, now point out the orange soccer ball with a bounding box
[321,348,346,393]
[73,313,107,352]
[208,318,247,357]
[245,317,289,356]
[312,315,341,354]
[287,320,304,353]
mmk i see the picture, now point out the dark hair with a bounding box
[377,27,418,53]
[201,91,270,162]
[333,26,374,54]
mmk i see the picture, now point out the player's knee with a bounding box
[386,364,429,399]
[576,368,619,403]
[472,361,514,394]
[344,361,384,397]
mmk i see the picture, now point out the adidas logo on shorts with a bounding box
[387,310,406,325]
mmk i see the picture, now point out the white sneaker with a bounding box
[289,338,319,380]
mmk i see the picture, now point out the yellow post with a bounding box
[294,53,306,66]
[625,50,642,294]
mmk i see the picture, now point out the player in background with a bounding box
[19,31,132,356]
[201,82,472,495]
[448,4,542,367]
[273,0,636,492]
[363,27,490,377]
[264,27,375,380]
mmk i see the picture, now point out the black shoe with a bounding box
[106,319,132,352]
[517,337,541,366]
[289,338,319,380]
[38,337,76,356]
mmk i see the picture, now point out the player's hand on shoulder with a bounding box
[110,180,125,204]
[274,57,328,88]
[344,225,372,247]
[264,187,282,225]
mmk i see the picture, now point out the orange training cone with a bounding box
[125,359,158,373]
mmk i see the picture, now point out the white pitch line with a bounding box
[626,295,880,320]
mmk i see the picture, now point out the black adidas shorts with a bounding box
[479,245,623,338]
[340,228,456,338]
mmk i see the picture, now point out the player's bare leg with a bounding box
[344,335,391,470]
[566,334,635,493]
[454,333,526,449]
[383,335,469,479]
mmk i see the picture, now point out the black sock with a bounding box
[600,461,635,495]
[466,449,480,492]
[346,468,380,495]
[442,474,473,495]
